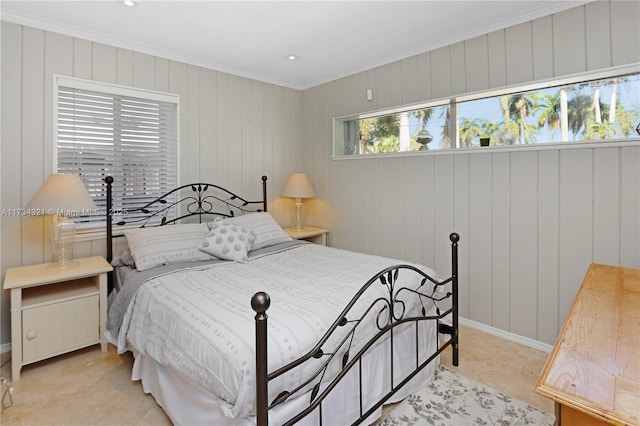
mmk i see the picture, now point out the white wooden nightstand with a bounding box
[284,226,329,246]
[3,256,112,381]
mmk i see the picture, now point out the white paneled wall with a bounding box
[303,0,640,345]
[0,21,303,345]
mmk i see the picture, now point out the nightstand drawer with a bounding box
[22,294,99,363]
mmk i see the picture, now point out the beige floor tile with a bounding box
[0,324,553,424]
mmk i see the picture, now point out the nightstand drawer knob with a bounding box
[26,330,37,340]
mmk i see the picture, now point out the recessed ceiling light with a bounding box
[123,0,135,7]
[288,54,299,61]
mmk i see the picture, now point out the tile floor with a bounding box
[0,324,554,425]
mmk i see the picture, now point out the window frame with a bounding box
[332,63,640,159]
[53,75,181,240]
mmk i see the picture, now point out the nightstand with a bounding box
[284,226,329,246]
[3,256,112,381]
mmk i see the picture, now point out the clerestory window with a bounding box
[333,67,639,157]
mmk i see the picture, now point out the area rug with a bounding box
[379,366,555,426]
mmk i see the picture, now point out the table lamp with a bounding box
[282,173,315,231]
[25,174,97,268]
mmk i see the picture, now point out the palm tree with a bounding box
[458,117,483,147]
[567,95,593,139]
[535,91,562,141]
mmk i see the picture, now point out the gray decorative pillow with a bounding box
[124,223,215,272]
[212,212,291,251]
[200,221,255,263]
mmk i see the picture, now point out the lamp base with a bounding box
[293,199,304,231]
[48,259,80,269]
[50,214,78,268]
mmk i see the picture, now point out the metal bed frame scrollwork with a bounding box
[104,175,459,425]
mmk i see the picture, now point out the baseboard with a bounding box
[460,317,553,354]
[0,343,11,355]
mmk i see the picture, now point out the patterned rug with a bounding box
[380,366,555,426]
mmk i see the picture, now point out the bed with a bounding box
[103,175,459,425]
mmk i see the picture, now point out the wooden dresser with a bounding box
[535,263,640,426]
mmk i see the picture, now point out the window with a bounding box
[55,76,179,232]
[333,68,639,157]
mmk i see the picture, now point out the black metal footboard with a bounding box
[252,232,460,426]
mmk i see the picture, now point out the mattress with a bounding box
[106,241,441,424]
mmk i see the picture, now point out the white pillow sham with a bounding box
[210,212,291,251]
[199,221,255,263]
[125,223,215,271]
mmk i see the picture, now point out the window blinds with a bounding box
[55,77,179,230]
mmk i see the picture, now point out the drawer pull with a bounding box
[26,330,37,340]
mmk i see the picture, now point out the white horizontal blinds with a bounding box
[55,76,179,229]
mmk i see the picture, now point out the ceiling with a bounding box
[1,1,591,90]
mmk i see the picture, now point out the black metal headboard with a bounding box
[104,175,268,290]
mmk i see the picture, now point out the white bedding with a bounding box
[114,243,440,422]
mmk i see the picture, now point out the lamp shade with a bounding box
[282,173,315,199]
[26,174,97,215]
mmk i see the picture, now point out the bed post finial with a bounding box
[261,176,268,212]
[252,291,270,426]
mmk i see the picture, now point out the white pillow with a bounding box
[125,223,215,271]
[199,221,255,263]
[213,212,292,251]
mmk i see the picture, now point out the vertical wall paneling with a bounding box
[450,42,466,96]
[188,65,201,184]
[91,42,117,83]
[21,26,45,266]
[619,146,640,268]
[420,156,436,269]
[365,159,380,256]
[592,148,620,266]
[509,151,538,339]
[610,0,640,66]
[491,152,510,331]
[430,46,452,99]
[167,61,189,184]
[464,35,489,93]
[72,38,92,79]
[537,150,560,344]
[154,57,169,92]
[392,158,406,260]
[1,22,23,269]
[433,155,455,278]
[505,22,533,85]
[552,6,587,76]
[531,16,554,80]
[132,52,155,90]
[468,153,493,326]
[331,159,347,250]
[487,30,507,88]
[199,69,217,183]
[585,1,611,71]
[558,149,593,323]
[403,157,422,264]
[346,160,368,254]
[116,48,133,86]
[377,157,395,258]
[387,61,403,108]
[453,154,470,318]
[374,64,392,109]
[416,52,431,102]
[400,56,419,105]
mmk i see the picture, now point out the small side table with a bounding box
[3,256,112,381]
[284,226,329,246]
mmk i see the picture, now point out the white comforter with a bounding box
[118,243,438,419]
